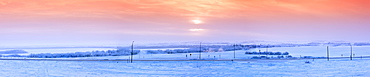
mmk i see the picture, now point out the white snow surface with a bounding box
[1,59,370,76]
[250,46,370,57]
[1,46,370,76]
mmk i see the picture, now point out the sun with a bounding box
[192,20,202,24]
[189,19,204,31]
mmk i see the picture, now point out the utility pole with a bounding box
[233,44,236,59]
[259,44,261,56]
[199,42,202,59]
[266,45,268,52]
[131,41,134,63]
[266,45,269,56]
[327,46,329,61]
[350,43,353,60]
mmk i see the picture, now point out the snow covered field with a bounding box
[0,48,117,56]
[250,46,370,57]
[1,46,370,76]
[1,59,370,76]
[79,49,252,60]
[76,46,370,60]
[20,48,117,54]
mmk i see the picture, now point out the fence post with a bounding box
[131,41,134,63]
[327,46,329,61]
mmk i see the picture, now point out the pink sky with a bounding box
[0,0,369,46]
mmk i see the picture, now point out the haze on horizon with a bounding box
[0,0,369,47]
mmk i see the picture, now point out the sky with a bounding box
[0,0,369,47]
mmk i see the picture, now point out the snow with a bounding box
[0,50,28,54]
[79,50,252,60]
[21,48,117,54]
[1,46,370,76]
[0,48,117,57]
[249,46,370,57]
[1,59,370,76]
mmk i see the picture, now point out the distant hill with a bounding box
[0,50,28,54]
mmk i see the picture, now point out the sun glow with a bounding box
[189,29,204,31]
[192,20,203,24]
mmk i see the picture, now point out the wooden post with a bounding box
[234,44,236,59]
[131,41,134,63]
[266,45,269,56]
[199,42,202,59]
[259,44,261,56]
[350,44,353,60]
[327,46,329,61]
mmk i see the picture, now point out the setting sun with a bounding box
[192,20,202,24]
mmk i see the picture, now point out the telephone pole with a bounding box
[266,45,268,52]
[233,44,236,59]
[327,46,329,61]
[266,44,269,56]
[350,43,353,60]
[259,44,261,56]
[199,42,202,59]
[131,41,134,63]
